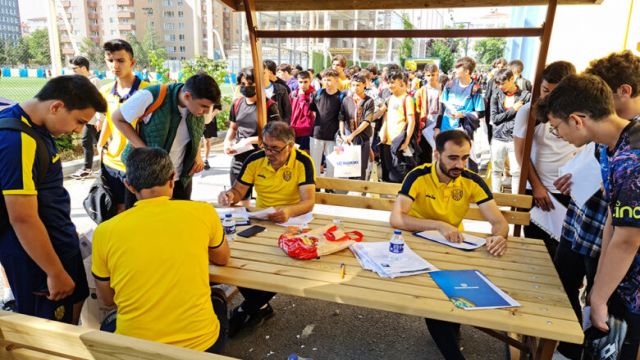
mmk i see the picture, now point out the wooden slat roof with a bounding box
[221,0,602,12]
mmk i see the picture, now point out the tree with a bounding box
[79,38,104,70]
[425,39,455,73]
[473,38,506,66]
[26,29,51,65]
[181,57,231,130]
[127,26,165,70]
[399,15,414,67]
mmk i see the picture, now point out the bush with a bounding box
[181,57,231,131]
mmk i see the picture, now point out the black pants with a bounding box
[554,237,599,359]
[172,179,193,200]
[417,136,432,165]
[81,124,98,170]
[238,287,276,314]
[608,292,640,360]
[425,319,464,360]
[524,191,572,259]
[231,155,252,200]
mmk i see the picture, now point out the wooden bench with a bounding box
[0,311,236,360]
[315,177,533,226]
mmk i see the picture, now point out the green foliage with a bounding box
[473,38,507,66]
[127,27,167,74]
[181,57,231,130]
[54,134,76,151]
[79,38,104,70]
[149,49,170,84]
[26,29,51,65]
[426,39,455,73]
[0,30,58,66]
[399,15,414,68]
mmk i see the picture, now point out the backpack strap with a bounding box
[0,118,49,185]
[140,84,168,119]
[232,97,243,119]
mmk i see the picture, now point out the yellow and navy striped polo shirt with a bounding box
[98,76,149,172]
[237,148,315,208]
[398,163,493,230]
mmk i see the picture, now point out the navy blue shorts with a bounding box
[0,250,89,323]
[295,136,310,151]
[101,163,126,205]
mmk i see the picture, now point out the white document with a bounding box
[558,142,602,208]
[248,207,277,220]
[350,241,438,278]
[422,122,436,150]
[232,138,255,155]
[275,212,314,227]
[529,195,568,241]
[215,207,250,225]
[414,230,486,251]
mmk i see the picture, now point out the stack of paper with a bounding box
[248,208,314,227]
[349,242,438,278]
[215,207,250,225]
[414,230,486,251]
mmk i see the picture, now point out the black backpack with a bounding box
[83,161,117,224]
[0,118,50,235]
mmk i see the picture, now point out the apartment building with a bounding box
[0,0,21,43]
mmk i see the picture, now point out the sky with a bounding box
[19,0,48,21]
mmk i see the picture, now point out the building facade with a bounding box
[0,0,21,43]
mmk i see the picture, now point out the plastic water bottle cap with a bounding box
[225,213,232,218]
[393,230,401,235]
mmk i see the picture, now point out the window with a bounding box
[178,22,184,29]
[163,11,174,18]
[178,11,183,18]
[164,22,174,30]
[179,45,185,52]
[163,0,172,6]
[164,34,175,41]
[178,34,184,41]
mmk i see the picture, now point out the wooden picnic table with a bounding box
[210,212,583,359]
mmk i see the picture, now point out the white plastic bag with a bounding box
[327,145,361,178]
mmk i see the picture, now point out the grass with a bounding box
[0,77,234,103]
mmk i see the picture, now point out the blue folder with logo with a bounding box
[430,270,520,310]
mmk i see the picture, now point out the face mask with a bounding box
[240,85,256,98]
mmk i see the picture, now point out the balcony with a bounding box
[62,47,75,55]
[117,11,134,18]
[116,0,133,5]
[90,35,100,43]
[87,0,98,6]
[118,23,135,31]
[61,0,71,7]
[88,12,98,20]
[90,24,99,31]
[60,34,71,42]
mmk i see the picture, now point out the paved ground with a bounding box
[6,142,508,360]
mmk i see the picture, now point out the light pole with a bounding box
[451,20,471,57]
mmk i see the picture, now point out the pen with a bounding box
[462,240,477,246]
[340,262,345,279]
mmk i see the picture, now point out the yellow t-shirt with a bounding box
[98,77,150,172]
[384,94,415,145]
[238,148,315,208]
[398,163,493,230]
[92,197,224,351]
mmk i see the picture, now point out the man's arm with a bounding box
[268,184,316,223]
[477,199,509,256]
[112,108,146,148]
[390,195,463,242]
[217,181,251,207]
[209,239,230,266]
[590,225,640,331]
[94,279,115,306]
[514,135,554,211]
[5,195,75,301]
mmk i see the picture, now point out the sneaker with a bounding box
[204,160,211,170]
[228,304,274,338]
[71,168,92,179]
[1,300,16,312]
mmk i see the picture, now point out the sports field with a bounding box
[0,77,234,103]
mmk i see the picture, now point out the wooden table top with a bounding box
[210,213,584,345]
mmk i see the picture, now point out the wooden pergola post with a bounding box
[242,0,267,139]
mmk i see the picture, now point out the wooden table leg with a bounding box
[534,338,557,360]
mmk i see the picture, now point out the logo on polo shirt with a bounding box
[452,189,463,201]
[283,168,292,182]
[54,305,65,320]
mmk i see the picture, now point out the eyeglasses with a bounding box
[260,143,291,154]
[549,114,585,138]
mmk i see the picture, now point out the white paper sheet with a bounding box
[414,230,487,250]
[558,142,602,208]
[248,207,276,220]
[529,195,568,241]
[232,138,255,155]
[214,207,250,225]
[350,241,438,278]
[275,212,314,227]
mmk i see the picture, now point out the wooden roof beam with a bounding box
[255,27,544,39]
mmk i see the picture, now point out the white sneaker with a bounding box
[552,350,571,360]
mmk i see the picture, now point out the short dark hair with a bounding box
[494,68,514,84]
[69,56,90,70]
[213,103,223,111]
[263,60,277,75]
[125,147,174,191]
[541,61,576,84]
[332,55,347,67]
[321,68,339,79]
[455,57,476,73]
[509,59,524,73]
[297,71,311,80]
[35,75,107,113]
[492,58,508,68]
[358,69,371,80]
[367,64,378,75]
[277,63,292,74]
[183,72,221,103]
[585,50,640,98]
[351,73,366,84]
[295,64,303,72]
[237,67,255,85]
[424,64,439,73]
[387,70,406,83]
[103,39,134,58]
[263,121,295,144]
[536,74,615,124]
[435,130,471,152]
[306,68,315,74]
[385,63,402,75]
